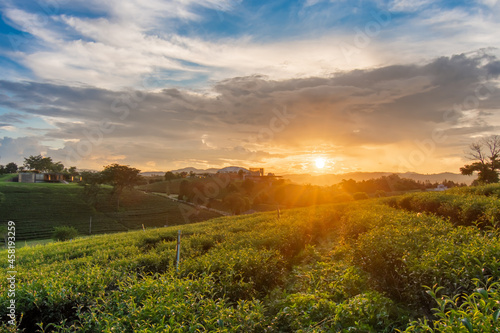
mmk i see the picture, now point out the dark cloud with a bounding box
[0,52,499,170]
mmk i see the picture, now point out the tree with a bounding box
[242,179,255,193]
[460,135,500,184]
[101,164,142,209]
[23,155,64,173]
[50,161,65,173]
[223,192,250,215]
[24,155,52,172]
[67,166,79,176]
[79,171,103,207]
[5,162,18,173]
[164,171,177,181]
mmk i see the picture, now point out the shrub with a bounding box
[353,192,369,200]
[52,226,78,241]
[405,280,500,332]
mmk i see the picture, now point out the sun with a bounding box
[315,157,326,169]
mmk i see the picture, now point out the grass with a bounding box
[1,185,499,332]
[0,173,17,182]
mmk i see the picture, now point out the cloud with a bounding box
[1,0,498,92]
[0,52,499,172]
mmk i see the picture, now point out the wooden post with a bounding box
[176,230,181,272]
[89,216,92,235]
[277,206,281,219]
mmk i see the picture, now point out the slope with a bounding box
[1,185,499,332]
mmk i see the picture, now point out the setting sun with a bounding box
[315,157,326,169]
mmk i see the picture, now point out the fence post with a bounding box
[89,216,92,235]
[176,230,182,272]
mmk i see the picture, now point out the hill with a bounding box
[1,184,499,331]
[284,171,472,186]
[0,182,220,241]
[141,168,220,176]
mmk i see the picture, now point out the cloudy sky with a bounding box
[0,0,499,174]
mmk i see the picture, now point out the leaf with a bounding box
[476,288,488,300]
[493,309,500,322]
[461,318,473,333]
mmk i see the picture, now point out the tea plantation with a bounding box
[0,181,220,241]
[1,184,500,332]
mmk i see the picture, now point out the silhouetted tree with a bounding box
[101,164,142,209]
[460,135,500,184]
[164,171,177,181]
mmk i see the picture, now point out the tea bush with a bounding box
[52,226,78,241]
[405,280,500,332]
[385,192,500,227]
[1,187,499,332]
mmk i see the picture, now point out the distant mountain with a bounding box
[282,172,473,186]
[217,166,249,173]
[141,167,221,176]
[169,167,220,174]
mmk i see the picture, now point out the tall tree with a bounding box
[23,155,63,173]
[460,135,500,184]
[66,166,79,176]
[5,162,18,173]
[101,164,142,209]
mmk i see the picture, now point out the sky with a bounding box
[0,0,499,175]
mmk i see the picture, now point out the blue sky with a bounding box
[0,0,499,173]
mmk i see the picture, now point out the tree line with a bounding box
[0,155,79,176]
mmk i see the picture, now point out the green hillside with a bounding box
[0,182,220,241]
[1,184,500,332]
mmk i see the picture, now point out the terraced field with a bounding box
[1,184,499,332]
[0,181,220,241]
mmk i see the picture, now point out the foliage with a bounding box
[405,280,500,332]
[52,226,78,241]
[352,192,369,200]
[101,164,143,209]
[23,155,64,173]
[340,174,463,194]
[223,192,250,214]
[460,135,500,184]
[1,185,499,332]
[385,191,500,227]
[449,183,500,198]
[1,162,18,174]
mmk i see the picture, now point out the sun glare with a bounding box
[315,157,326,169]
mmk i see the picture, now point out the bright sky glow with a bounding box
[315,158,326,169]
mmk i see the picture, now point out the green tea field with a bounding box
[0,181,220,241]
[1,184,499,332]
